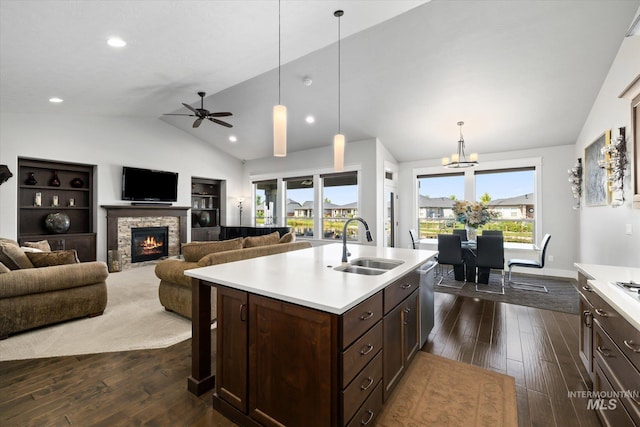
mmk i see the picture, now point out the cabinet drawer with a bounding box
[590,289,640,373]
[341,321,383,388]
[594,363,637,427]
[341,292,383,350]
[384,270,419,314]
[341,352,383,426]
[594,322,640,425]
[345,381,383,427]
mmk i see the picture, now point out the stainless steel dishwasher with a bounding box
[419,260,437,348]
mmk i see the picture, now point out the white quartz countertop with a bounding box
[185,243,438,315]
[574,263,640,330]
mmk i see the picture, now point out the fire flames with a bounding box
[139,236,163,253]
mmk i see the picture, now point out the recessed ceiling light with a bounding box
[305,115,315,124]
[107,37,127,47]
[49,97,63,103]
[229,135,237,143]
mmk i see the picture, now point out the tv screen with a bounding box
[122,166,178,202]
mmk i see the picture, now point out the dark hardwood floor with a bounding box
[0,293,601,427]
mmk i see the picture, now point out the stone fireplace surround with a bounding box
[102,205,189,270]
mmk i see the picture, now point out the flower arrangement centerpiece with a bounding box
[452,200,494,240]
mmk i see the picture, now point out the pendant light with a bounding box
[273,0,287,157]
[333,10,345,171]
[442,121,478,168]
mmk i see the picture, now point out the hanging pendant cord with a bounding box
[278,0,281,104]
[336,11,342,133]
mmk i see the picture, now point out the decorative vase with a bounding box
[25,172,37,185]
[44,212,70,233]
[465,224,477,241]
[50,170,61,187]
[70,177,84,188]
[198,211,211,227]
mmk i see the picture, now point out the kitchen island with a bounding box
[185,243,437,427]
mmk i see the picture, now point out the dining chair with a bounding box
[452,229,468,241]
[409,229,419,249]
[481,230,503,237]
[507,234,551,293]
[436,234,465,288]
[475,235,505,294]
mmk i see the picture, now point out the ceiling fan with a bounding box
[164,92,233,128]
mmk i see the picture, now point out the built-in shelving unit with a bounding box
[17,158,96,261]
[191,177,224,241]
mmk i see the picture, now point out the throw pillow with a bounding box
[23,240,52,252]
[0,262,10,274]
[0,242,34,270]
[279,231,296,244]
[26,250,80,267]
[0,238,19,247]
[182,238,244,262]
[21,247,44,253]
[243,231,280,248]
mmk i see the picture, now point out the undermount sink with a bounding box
[334,258,404,276]
[350,258,404,270]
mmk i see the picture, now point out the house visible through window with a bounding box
[254,179,277,226]
[322,172,358,241]
[285,177,314,238]
[417,173,464,239]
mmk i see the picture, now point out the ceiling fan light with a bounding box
[273,104,287,157]
[334,134,345,172]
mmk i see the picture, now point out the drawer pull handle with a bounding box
[623,340,640,353]
[581,285,592,292]
[400,283,412,290]
[594,309,608,317]
[361,410,374,425]
[360,344,374,356]
[360,311,374,320]
[240,304,247,322]
[360,376,374,391]
[582,310,592,328]
[596,345,612,358]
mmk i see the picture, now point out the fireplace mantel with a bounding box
[102,205,190,263]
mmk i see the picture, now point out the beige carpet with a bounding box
[377,352,518,427]
[0,264,193,361]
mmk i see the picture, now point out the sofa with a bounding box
[155,231,311,321]
[0,238,109,339]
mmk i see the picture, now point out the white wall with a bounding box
[575,36,640,267]
[397,144,579,277]
[0,113,244,261]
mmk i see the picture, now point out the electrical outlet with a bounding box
[625,224,632,235]
[548,255,554,262]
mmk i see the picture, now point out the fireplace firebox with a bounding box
[131,226,169,263]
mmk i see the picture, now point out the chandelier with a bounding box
[442,121,478,168]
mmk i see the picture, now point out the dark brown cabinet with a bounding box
[17,158,96,261]
[578,272,640,427]
[191,177,223,241]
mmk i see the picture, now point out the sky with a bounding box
[419,170,534,201]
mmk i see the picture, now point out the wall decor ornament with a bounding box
[50,170,61,187]
[584,130,610,206]
[44,212,71,234]
[568,158,583,209]
[70,177,84,188]
[599,127,628,207]
[25,172,37,185]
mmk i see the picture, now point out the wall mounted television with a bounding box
[121,166,179,203]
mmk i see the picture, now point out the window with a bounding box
[285,177,314,238]
[475,168,535,243]
[416,165,537,244]
[254,179,278,226]
[417,173,464,239]
[322,172,358,240]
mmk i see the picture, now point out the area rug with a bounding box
[437,272,579,314]
[377,352,518,427]
[0,264,193,361]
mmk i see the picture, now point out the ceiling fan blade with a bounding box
[182,103,198,114]
[163,113,196,116]
[193,118,203,128]
[208,112,233,117]
[209,118,233,128]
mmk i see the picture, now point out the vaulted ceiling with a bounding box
[1,0,638,162]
